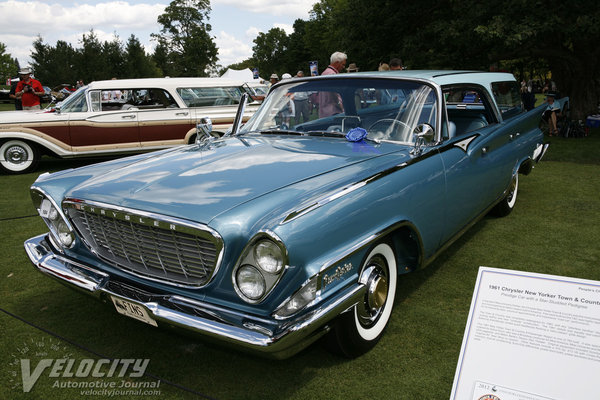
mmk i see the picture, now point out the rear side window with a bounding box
[177,86,244,107]
[491,81,523,118]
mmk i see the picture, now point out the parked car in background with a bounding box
[25,71,550,359]
[51,84,76,101]
[41,86,53,104]
[0,77,259,173]
[244,80,270,102]
[0,88,11,103]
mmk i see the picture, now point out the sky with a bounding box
[0,0,317,73]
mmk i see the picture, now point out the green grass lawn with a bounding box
[0,122,599,398]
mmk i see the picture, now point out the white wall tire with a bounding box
[491,173,518,217]
[0,140,40,174]
[327,242,397,358]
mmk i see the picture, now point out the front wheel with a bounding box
[491,173,518,217]
[0,140,40,174]
[327,242,397,358]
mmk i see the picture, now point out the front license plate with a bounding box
[110,296,157,327]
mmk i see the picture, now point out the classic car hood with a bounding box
[66,135,406,223]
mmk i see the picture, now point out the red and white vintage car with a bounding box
[0,77,259,173]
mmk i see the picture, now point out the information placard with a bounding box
[451,267,600,400]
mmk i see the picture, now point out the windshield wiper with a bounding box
[240,129,304,136]
[303,130,346,138]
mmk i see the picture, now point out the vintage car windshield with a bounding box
[240,78,438,143]
[58,86,88,112]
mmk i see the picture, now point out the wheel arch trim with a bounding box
[0,129,71,156]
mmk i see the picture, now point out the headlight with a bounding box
[254,240,283,274]
[233,233,287,304]
[236,265,266,300]
[31,188,75,249]
[274,277,318,318]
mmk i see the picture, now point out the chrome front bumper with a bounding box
[24,234,366,359]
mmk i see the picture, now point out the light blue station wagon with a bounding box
[25,71,550,358]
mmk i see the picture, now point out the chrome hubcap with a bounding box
[6,145,27,164]
[368,275,388,311]
[358,257,389,328]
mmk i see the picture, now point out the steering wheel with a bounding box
[368,119,411,141]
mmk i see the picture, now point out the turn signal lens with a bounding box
[274,278,317,318]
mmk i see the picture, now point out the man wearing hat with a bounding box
[346,63,359,72]
[15,67,45,110]
[269,73,279,87]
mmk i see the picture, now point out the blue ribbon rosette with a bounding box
[345,127,368,142]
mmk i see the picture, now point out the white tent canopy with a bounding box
[221,68,264,82]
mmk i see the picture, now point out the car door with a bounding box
[135,88,194,147]
[439,86,514,244]
[68,89,140,151]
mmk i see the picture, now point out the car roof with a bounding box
[86,77,247,90]
[318,70,516,87]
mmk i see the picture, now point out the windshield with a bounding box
[59,86,88,112]
[239,78,438,143]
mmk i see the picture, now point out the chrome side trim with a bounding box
[281,159,420,225]
[282,180,369,223]
[24,234,366,359]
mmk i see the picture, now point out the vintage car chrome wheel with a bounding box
[0,140,40,174]
[491,173,518,217]
[327,242,397,357]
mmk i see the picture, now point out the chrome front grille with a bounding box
[64,200,223,287]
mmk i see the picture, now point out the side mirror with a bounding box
[414,123,435,142]
[411,123,435,155]
[196,117,213,143]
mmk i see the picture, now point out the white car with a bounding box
[0,77,259,173]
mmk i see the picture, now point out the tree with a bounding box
[284,19,312,75]
[151,39,170,76]
[30,37,79,86]
[0,42,19,82]
[124,35,161,79]
[29,36,51,82]
[102,35,125,79]
[292,0,599,118]
[252,28,289,78]
[77,30,106,82]
[470,0,600,119]
[152,0,218,77]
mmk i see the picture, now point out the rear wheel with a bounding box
[0,140,40,174]
[327,242,397,358]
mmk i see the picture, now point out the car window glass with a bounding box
[443,86,496,138]
[240,79,437,144]
[90,91,101,111]
[177,86,244,107]
[59,89,88,113]
[96,88,176,111]
[492,81,523,118]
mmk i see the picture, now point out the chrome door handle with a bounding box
[482,146,489,154]
[121,114,135,119]
[175,112,189,116]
